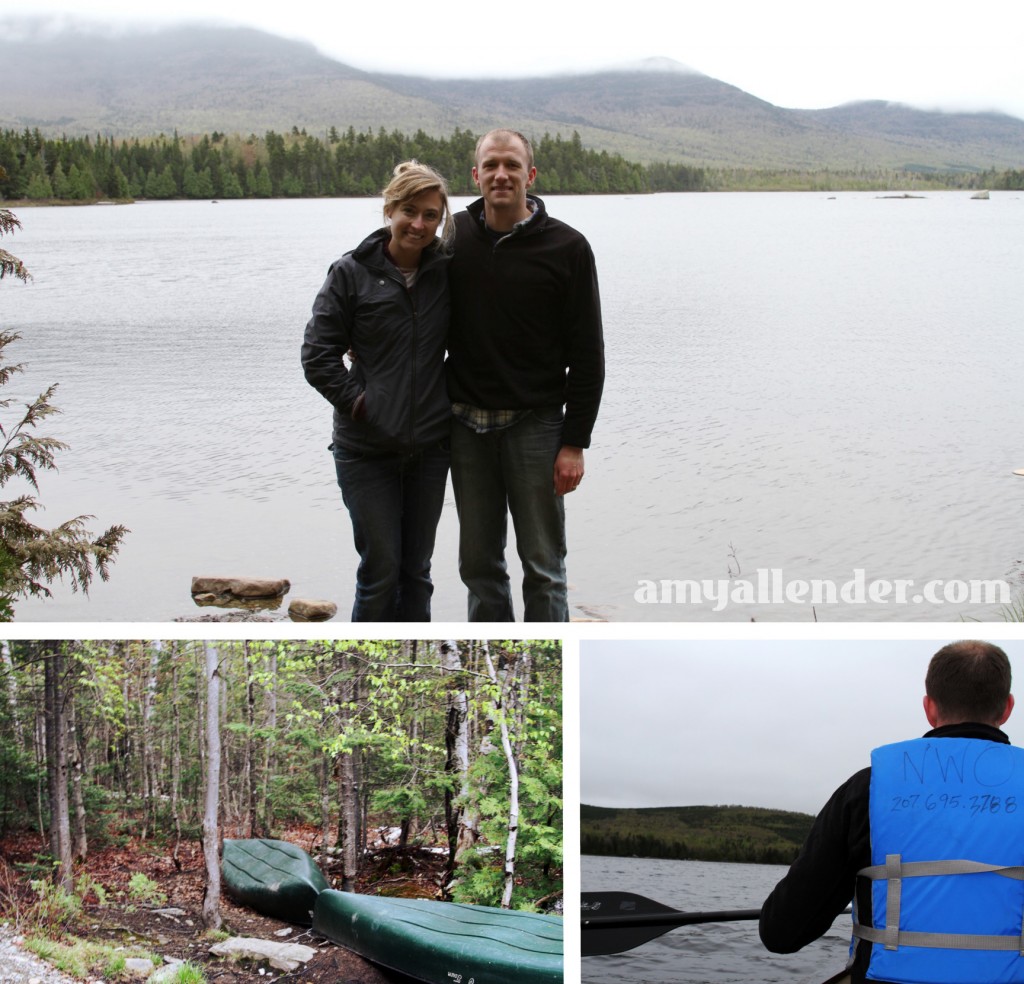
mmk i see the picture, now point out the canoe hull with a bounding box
[222,838,329,925]
[313,889,564,984]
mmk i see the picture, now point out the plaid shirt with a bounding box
[451,403,528,434]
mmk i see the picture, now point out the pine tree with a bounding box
[0,202,128,616]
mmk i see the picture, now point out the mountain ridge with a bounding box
[3,20,1024,171]
[580,803,814,865]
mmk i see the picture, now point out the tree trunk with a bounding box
[33,705,46,848]
[1,641,24,752]
[441,639,476,885]
[261,645,277,835]
[142,640,161,838]
[337,651,360,891]
[320,751,332,849]
[42,641,73,892]
[170,645,183,866]
[201,643,222,930]
[245,641,259,837]
[484,644,520,909]
[68,691,88,860]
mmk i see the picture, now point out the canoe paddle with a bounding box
[582,891,762,956]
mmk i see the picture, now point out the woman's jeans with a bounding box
[333,440,450,622]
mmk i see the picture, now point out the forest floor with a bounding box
[0,827,443,983]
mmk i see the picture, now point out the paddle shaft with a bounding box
[583,908,761,930]
[581,892,764,956]
[581,890,852,958]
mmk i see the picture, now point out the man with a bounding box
[446,128,605,622]
[760,640,1024,984]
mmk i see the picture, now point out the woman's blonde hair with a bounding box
[382,160,454,250]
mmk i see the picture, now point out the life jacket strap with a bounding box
[853,854,1024,955]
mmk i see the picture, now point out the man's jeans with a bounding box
[451,409,568,622]
[333,440,450,622]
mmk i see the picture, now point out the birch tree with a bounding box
[201,642,222,930]
[442,639,476,879]
[483,643,520,909]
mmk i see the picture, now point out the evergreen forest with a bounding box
[580,803,813,866]
[2,126,1020,203]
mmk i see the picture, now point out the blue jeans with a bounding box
[450,409,568,622]
[333,440,450,622]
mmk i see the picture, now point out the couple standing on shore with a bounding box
[301,128,606,622]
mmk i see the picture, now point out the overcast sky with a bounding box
[14,0,1024,120]
[580,636,1024,817]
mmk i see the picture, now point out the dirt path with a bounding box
[0,834,440,983]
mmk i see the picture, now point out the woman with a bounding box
[302,161,453,621]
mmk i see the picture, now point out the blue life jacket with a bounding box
[853,737,1024,983]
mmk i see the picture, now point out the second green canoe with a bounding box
[312,888,564,984]
[223,838,328,925]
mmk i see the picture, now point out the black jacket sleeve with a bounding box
[759,767,871,954]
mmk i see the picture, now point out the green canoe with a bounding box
[222,838,329,925]
[221,839,563,983]
[312,889,564,984]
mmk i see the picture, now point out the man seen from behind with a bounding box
[760,640,1024,983]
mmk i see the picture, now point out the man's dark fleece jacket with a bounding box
[759,722,1012,984]
[445,195,604,450]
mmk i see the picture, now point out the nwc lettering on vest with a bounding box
[899,740,1017,789]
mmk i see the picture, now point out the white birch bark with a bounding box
[441,639,477,870]
[1,641,23,751]
[483,643,519,909]
[201,642,222,930]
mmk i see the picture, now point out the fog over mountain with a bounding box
[3,20,1024,171]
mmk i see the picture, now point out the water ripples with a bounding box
[6,193,1024,619]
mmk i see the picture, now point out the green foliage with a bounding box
[104,951,127,975]
[0,199,31,282]
[0,126,656,200]
[75,872,109,907]
[25,934,159,979]
[448,853,508,909]
[2,126,1017,201]
[448,642,562,910]
[371,786,428,823]
[580,803,813,865]
[169,962,207,984]
[127,872,167,906]
[0,640,561,911]
[25,878,82,935]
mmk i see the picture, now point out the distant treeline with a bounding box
[580,803,814,866]
[0,126,703,201]
[1,126,1020,202]
[581,829,798,865]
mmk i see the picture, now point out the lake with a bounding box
[581,855,850,983]
[4,191,1023,621]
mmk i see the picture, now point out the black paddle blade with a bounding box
[582,891,682,956]
[581,891,762,957]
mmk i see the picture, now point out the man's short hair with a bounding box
[474,129,534,170]
[925,640,1012,723]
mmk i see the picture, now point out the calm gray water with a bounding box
[582,855,849,983]
[4,192,1023,621]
